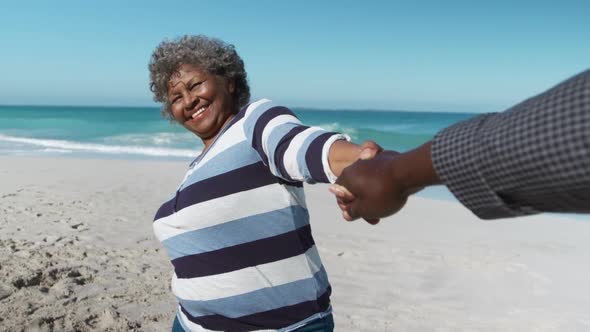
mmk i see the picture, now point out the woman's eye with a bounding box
[190,82,202,90]
[172,96,181,104]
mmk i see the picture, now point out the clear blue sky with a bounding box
[0,0,588,112]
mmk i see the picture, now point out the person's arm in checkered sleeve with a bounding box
[330,69,590,221]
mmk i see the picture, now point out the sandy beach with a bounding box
[2,156,590,332]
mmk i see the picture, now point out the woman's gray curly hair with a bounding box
[149,35,250,119]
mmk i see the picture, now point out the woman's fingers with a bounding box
[329,184,356,203]
[337,201,349,212]
[342,209,354,221]
[330,184,376,223]
[359,141,383,160]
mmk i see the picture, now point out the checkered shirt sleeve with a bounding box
[431,69,590,219]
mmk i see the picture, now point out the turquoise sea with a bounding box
[1,104,476,202]
[0,105,475,160]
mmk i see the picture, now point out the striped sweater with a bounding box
[153,99,348,331]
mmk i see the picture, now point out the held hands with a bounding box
[329,143,415,224]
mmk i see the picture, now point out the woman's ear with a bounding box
[229,80,235,94]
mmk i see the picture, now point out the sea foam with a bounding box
[0,134,198,158]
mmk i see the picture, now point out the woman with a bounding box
[150,35,374,332]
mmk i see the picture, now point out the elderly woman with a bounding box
[150,35,375,332]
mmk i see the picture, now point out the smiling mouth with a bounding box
[189,105,209,122]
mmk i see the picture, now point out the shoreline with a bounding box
[2,156,590,331]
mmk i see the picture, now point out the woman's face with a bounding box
[167,63,236,148]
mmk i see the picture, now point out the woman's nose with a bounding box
[184,92,199,110]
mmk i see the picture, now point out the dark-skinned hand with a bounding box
[330,149,417,223]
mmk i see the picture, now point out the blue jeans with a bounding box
[172,314,334,332]
[171,316,184,332]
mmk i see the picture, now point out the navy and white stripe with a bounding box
[243,99,348,184]
[153,99,346,331]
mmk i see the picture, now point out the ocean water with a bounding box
[0,105,475,160]
[1,104,476,202]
